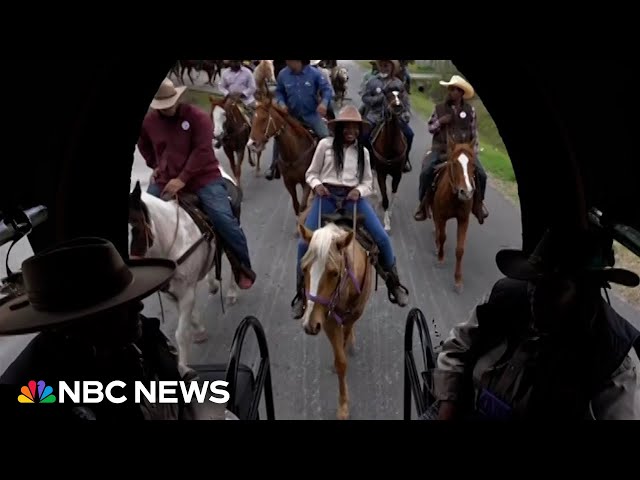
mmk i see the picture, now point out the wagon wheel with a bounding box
[403,307,439,420]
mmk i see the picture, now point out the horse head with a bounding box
[385,90,404,117]
[446,135,476,202]
[298,222,355,336]
[209,95,246,146]
[128,180,155,258]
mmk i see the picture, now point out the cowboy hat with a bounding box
[0,237,176,335]
[496,229,640,288]
[328,105,370,125]
[439,75,475,100]
[376,60,401,76]
[150,78,187,110]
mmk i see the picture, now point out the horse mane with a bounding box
[257,102,314,141]
[301,223,344,273]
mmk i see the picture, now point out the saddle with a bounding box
[176,178,246,284]
[431,161,448,190]
[300,121,320,141]
[320,210,380,272]
[369,121,386,144]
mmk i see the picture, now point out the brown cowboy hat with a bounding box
[0,237,176,336]
[328,105,370,126]
[496,228,640,287]
[439,75,475,100]
[150,78,187,110]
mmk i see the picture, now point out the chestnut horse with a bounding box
[247,100,317,225]
[298,219,374,420]
[431,137,476,293]
[369,90,408,233]
[209,95,260,186]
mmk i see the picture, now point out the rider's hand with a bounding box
[162,178,186,197]
[437,401,457,420]
[317,103,328,117]
[439,114,453,125]
[347,188,361,201]
[314,184,330,197]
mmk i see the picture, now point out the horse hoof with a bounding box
[454,284,464,294]
[337,406,349,420]
[193,329,209,344]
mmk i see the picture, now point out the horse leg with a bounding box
[343,323,356,356]
[300,183,312,213]
[454,216,470,293]
[377,171,391,232]
[176,284,198,365]
[325,319,349,420]
[284,178,300,217]
[255,151,262,176]
[235,148,245,186]
[435,218,447,266]
[224,145,238,184]
[385,172,402,234]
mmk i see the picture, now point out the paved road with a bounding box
[1,60,638,419]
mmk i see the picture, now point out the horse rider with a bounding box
[426,227,640,420]
[264,60,334,181]
[360,60,414,173]
[137,78,256,289]
[414,75,489,224]
[311,60,336,119]
[218,60,257,121]
[0,237,229,420]
[291,105,409,319]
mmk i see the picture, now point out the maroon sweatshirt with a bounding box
[137,103,221,192]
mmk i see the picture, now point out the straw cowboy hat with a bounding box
[376,60,401,76]
[328,105,370,126]
[150,78,187,110]
[439,75,475,100]
[0,237,176,335]
[496,228,640,288]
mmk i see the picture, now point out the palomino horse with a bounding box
[253,61,276,101]
[128,168,242,366]
[247,100,317,225]
[369,90,408,233]
[210,95,261,185]
[430,137,476,293]
[298,212,374,420]
[331,66,349,110]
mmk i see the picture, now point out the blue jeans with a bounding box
[148,178,253,271]
[297,190,395,279]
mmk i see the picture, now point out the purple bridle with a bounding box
[306,252,361,325]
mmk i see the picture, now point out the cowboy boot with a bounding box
[384,263,409,307]
[472,190,489,225]
[403,155,412,173]
[265,162,280,181]
[291,272,306,319]
[414,190,433,222]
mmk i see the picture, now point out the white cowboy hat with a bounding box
[150,78,187,110]
[310,60,322,66]
[439,75,475,100]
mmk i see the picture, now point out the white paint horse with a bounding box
[128,167,240,366]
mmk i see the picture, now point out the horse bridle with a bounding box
[256,105,317,159]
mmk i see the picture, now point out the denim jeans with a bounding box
[297,189,395,280]
[147,177,252,270]
[418,150,487,201]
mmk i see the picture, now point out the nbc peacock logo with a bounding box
[18,380,57,404]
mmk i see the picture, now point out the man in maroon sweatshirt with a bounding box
[137,78,255,289]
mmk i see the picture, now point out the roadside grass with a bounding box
[354,60,640,309]
[182,88,217,112]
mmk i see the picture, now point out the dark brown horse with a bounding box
[369,90,408,233]
[209,95,260,187]
[431,137,476,293]
[247,100,317,231]
[172,60,224,85]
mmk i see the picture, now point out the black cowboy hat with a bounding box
[0,237,176,335]
[496,228,640,287]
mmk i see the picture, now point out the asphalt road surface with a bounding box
[1,60,639,419]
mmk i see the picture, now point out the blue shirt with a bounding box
[275,65,333,121]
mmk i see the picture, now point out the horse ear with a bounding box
[336,231,354,251]
[299,224,313,244]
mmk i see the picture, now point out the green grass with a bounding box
[182,88,219,112]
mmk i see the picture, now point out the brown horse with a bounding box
[253,61,276,101]
[431,137,476,293]
[331,66,349,110]
[298,220,374,420]
[209,95,260,186]
[247,100,318,224]
[369,90,408,233]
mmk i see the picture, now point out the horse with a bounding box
[128,167,242,366]
[254,60,275,101]
[171,60,223,85]
[331,66,349,110]
[298,213,374,420]
[368,90,408,233]
[430,136,476,293]
[247,99,318,230]
[210,95,261,185]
